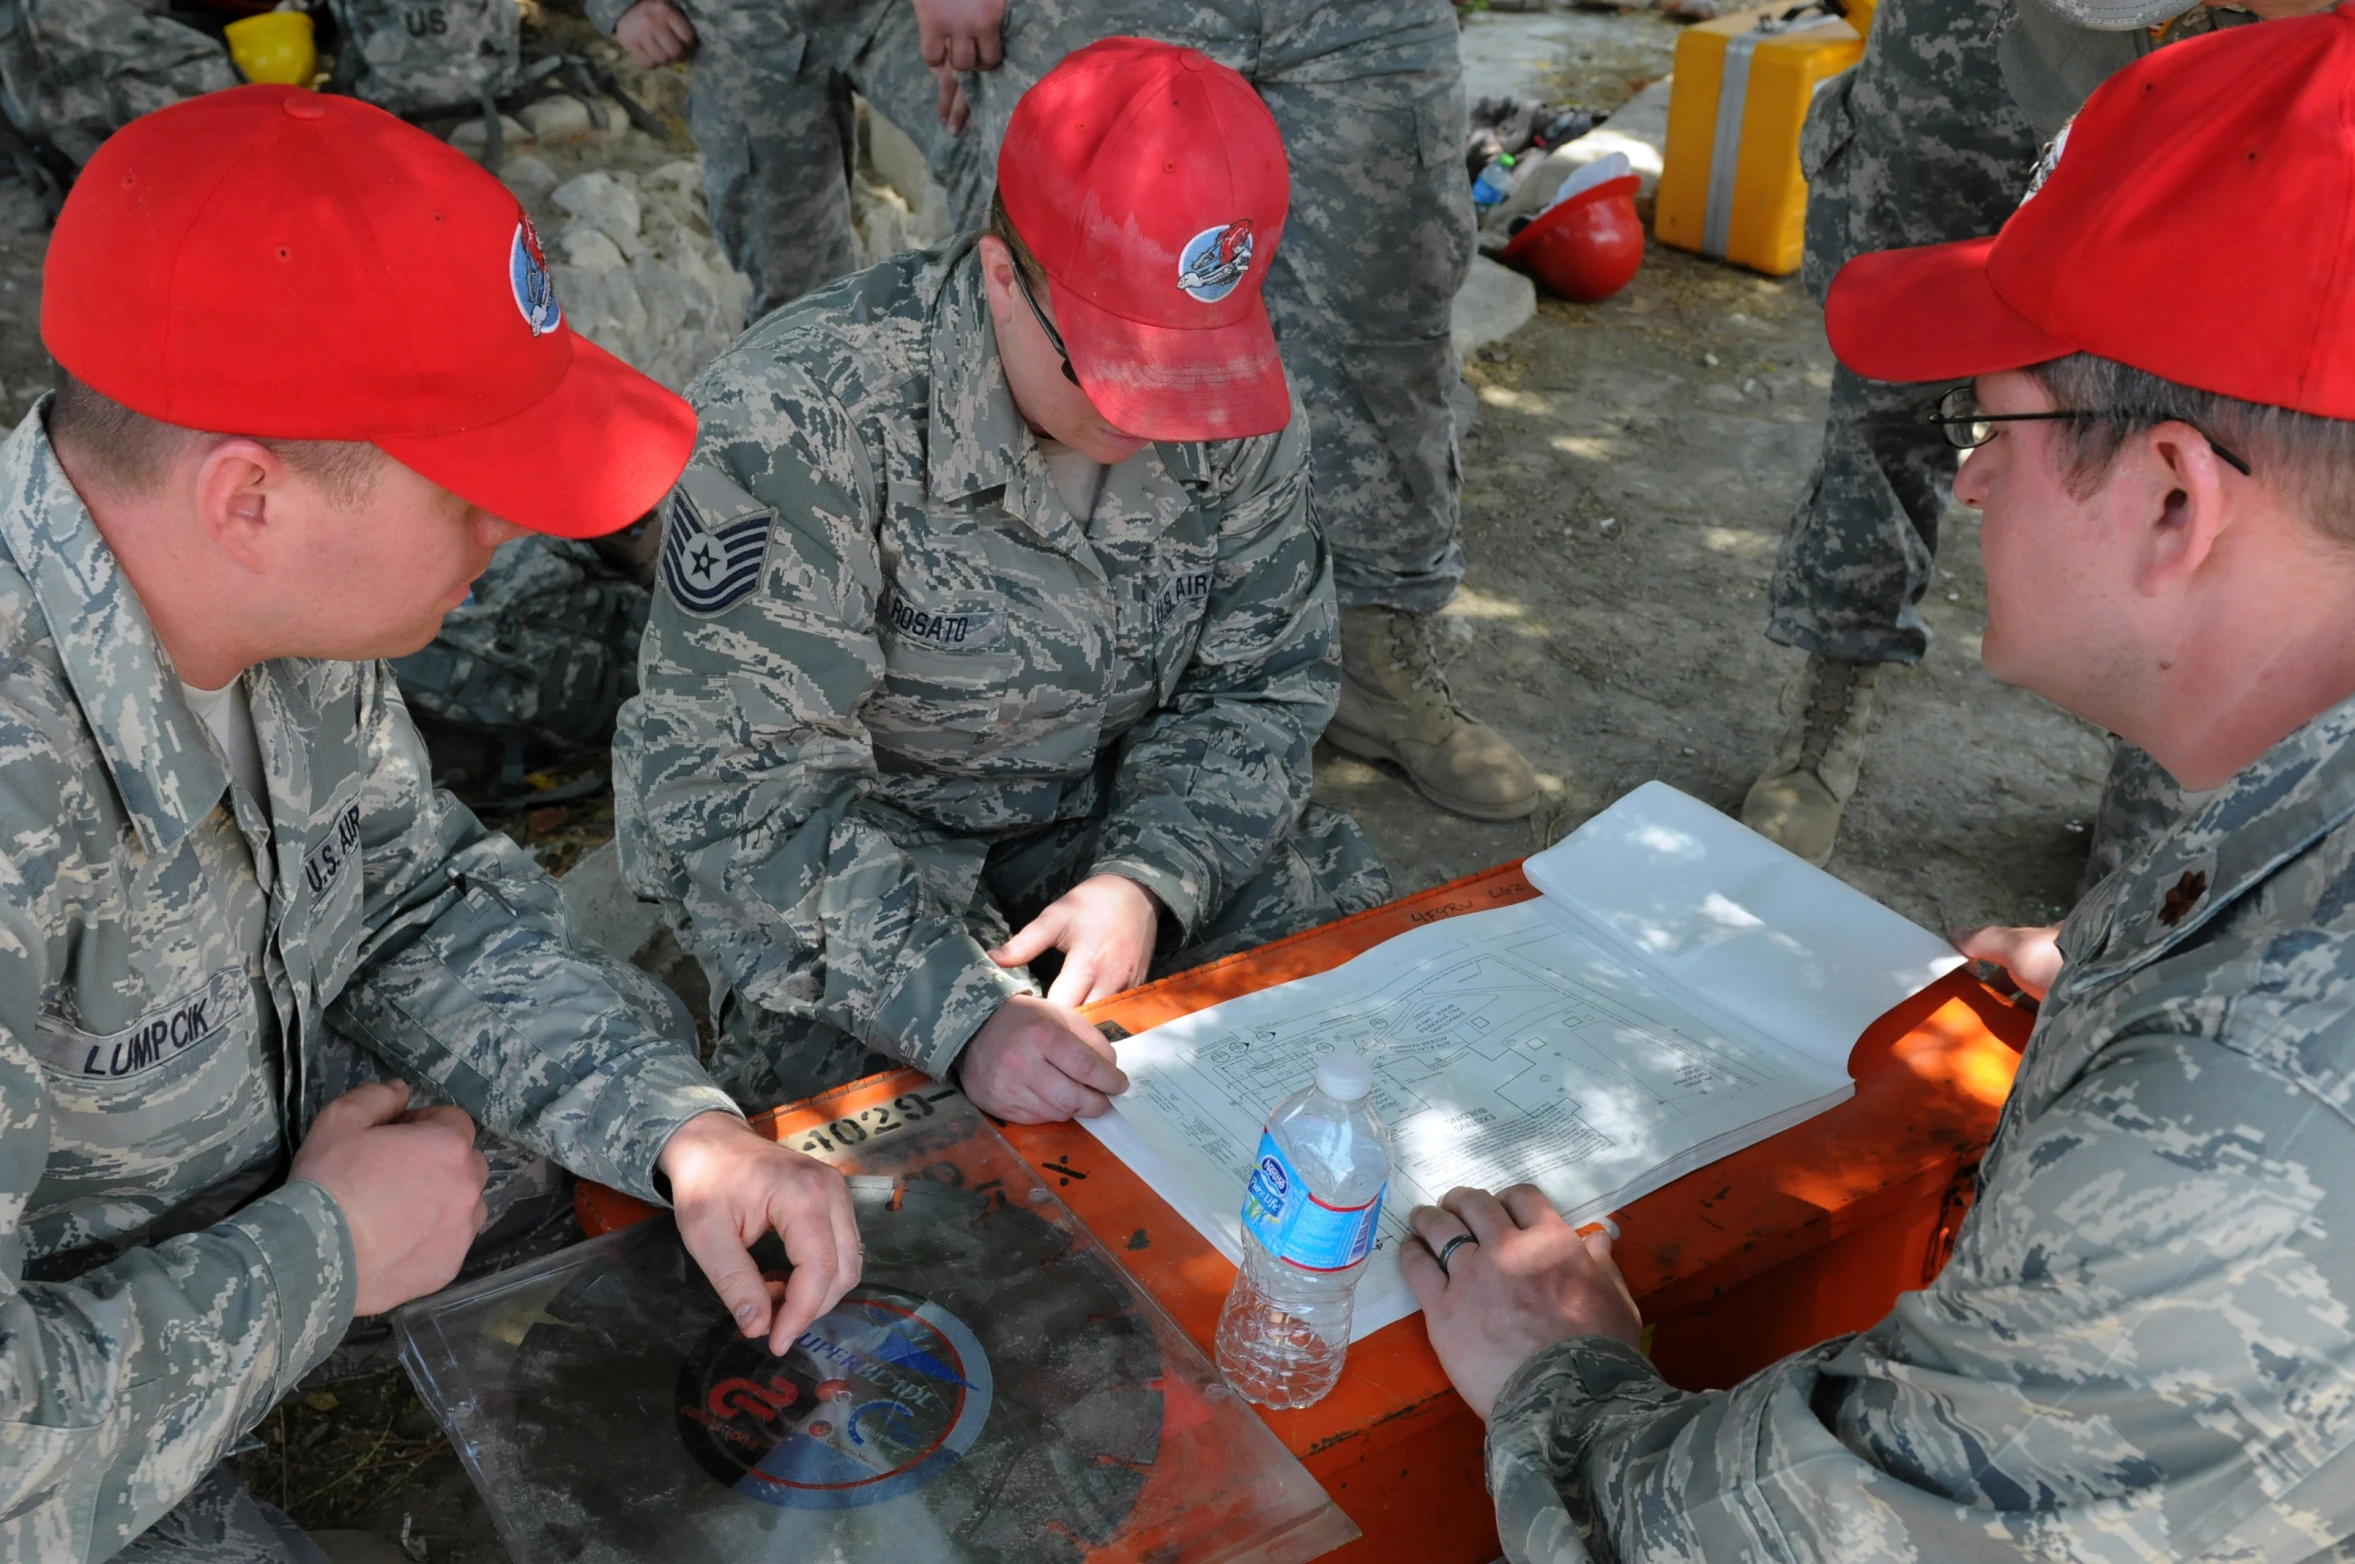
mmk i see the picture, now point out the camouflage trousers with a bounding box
[684,0,981,320]
[928,0,1475,614]
[106,961,694,1561]
[0,0,236,168]
[1767,0,2042,665]
[112,1464,327,1564]
[711,802,1392,1111]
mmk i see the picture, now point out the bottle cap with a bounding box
[1315,1050,1372,1101]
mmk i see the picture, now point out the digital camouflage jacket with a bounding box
[1487,695,2355,1563]
[615,239,1337,1086]
[0,410,736,1561]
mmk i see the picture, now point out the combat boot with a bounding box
[1328,606,1539,821]
[1740,654,1882,867]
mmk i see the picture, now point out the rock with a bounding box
[1451,254,1537,355]
[552,170,642,245]
[558,226,627,271]
[531,145,751,392]
[860,101,951,245]
[852,176,918,267]
[558,842,664,965]
[552,253,649,345]
[517,95,594,141]
[446,114,530,162]
[500,153,559,196]
[647,159,703,197]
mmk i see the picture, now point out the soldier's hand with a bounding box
[958,995,1129,1122]
[659,1111,861,1355]
[932,58,972,132]
[989,873,1160,1008]
[615,0,695,67]
[1402,1186,1641,1422]
[290,1081,490,1318]
[1954,923,2062,1001]
[911,0,1005,72]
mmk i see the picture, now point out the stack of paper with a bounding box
[1082,782,1963,1341]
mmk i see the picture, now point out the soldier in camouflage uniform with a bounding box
[594,0,979,320]
[901,0,1540,821]
[1409,27,2355,1559]
[1740,0,2281,867]
[0,0,235,170]
[615,41,1389,1118]
[2,89,860,1562]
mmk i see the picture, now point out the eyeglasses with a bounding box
[1010,260,1081,387]
[1928,385,2252,477]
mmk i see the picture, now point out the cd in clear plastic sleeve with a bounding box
[396,1075,1358,1564]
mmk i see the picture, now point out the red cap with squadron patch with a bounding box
[998,37,1291,443]
[1825,5,2355,414]
[40,84,692,538]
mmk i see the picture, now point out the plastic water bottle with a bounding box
[1214,1049,1392,1409]
[1471,152,1518,208]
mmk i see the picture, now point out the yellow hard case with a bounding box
[1654,4,1866,277]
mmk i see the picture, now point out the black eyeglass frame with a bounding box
[1009,259,1082,387]
[1927,384,2253,477]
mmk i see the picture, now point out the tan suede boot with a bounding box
[1328,606,1539,821]
[1740,654,1882,867]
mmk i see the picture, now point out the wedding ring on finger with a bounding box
[1435,1234,1479,1276]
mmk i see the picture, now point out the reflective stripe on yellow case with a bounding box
[1657,4,1866,276]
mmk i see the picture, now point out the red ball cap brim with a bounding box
[1055,279,1293,443]
[378,334,695,540]
[1824,235,2082,385]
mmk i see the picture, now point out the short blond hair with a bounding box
[49,372,384,510]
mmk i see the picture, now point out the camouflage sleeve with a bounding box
[1480,1025,2355,1562]
[1093,392,1338,933]
[325,663,738,1204]
[616,358,1027,1079]
[0,787,356,1559]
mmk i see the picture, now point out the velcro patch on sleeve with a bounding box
[660,471,775,618]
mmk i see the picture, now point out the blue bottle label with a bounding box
[1240,1131,1386,1272]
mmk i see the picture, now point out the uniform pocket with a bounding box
[866,630,1020,763]
[36,967,268,1176]
[1798,65,1858,184]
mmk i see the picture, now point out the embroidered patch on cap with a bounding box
[2020,122,2073,207]
[510,217,562,337]
[1176,220,1254,303]
[661,485,772,616]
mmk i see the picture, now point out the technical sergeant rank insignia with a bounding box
[660,471,773,618]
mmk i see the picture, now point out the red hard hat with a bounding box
[1501,174,1645,305]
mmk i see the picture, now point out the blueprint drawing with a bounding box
[1090,899,1851,1338]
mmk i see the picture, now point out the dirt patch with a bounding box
[1316,238,2106,934]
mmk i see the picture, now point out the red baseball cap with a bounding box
[1825,5,2355,416]
[997,38,1291,443]
[42,85,693,539]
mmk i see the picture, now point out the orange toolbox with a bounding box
[583,861,2030,1562]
